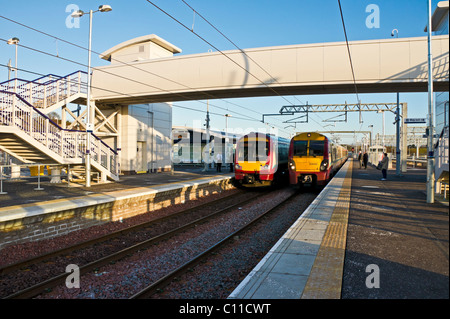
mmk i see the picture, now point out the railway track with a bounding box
[2,185,318,299]
[0,190,247,276]
[1,189,267,299]
[130,189,301,299]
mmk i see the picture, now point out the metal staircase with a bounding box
[0,71,119,182]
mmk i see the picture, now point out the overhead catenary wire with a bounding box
[2,6,351,136]
[178,0,318,111]
[1,62,280,136]
[0,35,269,128]
[0,62,262,126]
[179,0,330,129]
[0,61,268,139]
[180,0,306,105]
[337,0,362,123]
[145,1,299,109]
[0,8,375,145]
[179,0,333,129]
[0,17,294,134]
[0,15,286,129]
[146,0,330,131]
[177,1,369,142]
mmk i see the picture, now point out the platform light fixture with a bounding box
[7,37,20,45]
[7,37,20,90]
[71,5,112,18]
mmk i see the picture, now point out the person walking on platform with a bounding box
[363,151,368,169]
[215,152,222,172]
[380,152,389,180]
[358,151,362,168]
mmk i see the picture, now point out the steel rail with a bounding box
[130,190,300,299]
[3,191,264,299]
[0,190,244,276]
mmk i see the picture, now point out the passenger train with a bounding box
[288,132,347,187]
[172,126,238,165]
[234,132,290,187]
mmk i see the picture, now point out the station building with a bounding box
[94,35,182,174]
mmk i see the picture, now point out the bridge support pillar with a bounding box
[401,103,408,173]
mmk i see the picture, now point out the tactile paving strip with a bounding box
[301,160,353,299]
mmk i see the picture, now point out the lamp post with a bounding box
[391,29,402,176]
[72,5,112,187]
[426,0,435,203]
[377,110,385,148]
[368,125,373,148]
[7,59,12,81]
[7,37,19,92]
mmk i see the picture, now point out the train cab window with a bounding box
[309,140,324,157]
[293,140,308,156]
[238,139,269,162]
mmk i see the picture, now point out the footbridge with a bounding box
[1,34,448,185]
[91,35,449,105]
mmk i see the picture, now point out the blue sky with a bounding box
[0,0,442,142]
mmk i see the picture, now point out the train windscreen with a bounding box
[293,140,308,156]
[309,140,325,156]
[293,140,325,157]
[238,138,269,162]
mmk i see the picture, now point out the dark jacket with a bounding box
[380,155,389,170]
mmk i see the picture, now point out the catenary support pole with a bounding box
[426,0,435,203]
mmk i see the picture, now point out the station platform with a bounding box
[229,159,449,299]
[0,165,234,208]
[0,166,234,248]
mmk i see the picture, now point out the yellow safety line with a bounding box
[301,160,353,299]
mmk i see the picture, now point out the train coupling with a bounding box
[299,175,313,184]
[244,175,255,184]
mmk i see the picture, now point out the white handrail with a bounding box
[0,90,118,176]
[0,71,88,110]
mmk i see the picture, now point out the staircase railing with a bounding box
[0,71,87,110]
[0,90,118,176]
[434,126,449,179]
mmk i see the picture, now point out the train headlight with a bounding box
[235,164,242,170]
[289,160,296,170]
[320,159,328,171]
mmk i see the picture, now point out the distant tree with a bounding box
[47,111,61,125]
[48,111,61,120]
